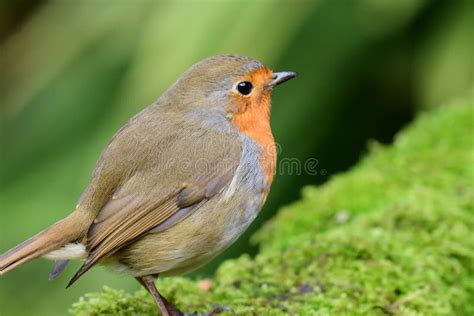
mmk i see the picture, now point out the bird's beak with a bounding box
[268,71,297,88]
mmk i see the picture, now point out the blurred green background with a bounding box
[0,1,472,315]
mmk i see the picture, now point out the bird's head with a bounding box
[165,54,296,120]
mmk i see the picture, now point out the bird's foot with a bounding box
[162,302,183,316]
[186,304,234,316]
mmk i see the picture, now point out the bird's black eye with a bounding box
[237,81,253,95]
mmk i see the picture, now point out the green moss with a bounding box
[71,99,474,315]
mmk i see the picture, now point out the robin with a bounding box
[0,54,296,315]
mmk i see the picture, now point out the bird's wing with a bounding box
[68,110,242,286]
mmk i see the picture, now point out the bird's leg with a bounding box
[136,275,183,316]
[137,275,169,316]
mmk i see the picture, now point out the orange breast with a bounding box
[232,67,276,186]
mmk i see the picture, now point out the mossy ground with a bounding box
[71,100,474,315]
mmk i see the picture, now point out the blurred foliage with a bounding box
[0,0,472,315]
[71,98,474,315]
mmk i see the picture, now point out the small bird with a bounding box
[0,54,296,315]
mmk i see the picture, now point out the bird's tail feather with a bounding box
[0,211,88,276]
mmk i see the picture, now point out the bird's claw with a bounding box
[185,304,234,316]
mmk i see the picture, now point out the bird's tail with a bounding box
[0,211,89,276]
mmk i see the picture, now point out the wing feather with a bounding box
[67,109,242,287]
[67,165,238,287]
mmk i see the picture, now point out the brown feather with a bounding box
[0,211,90,276]
[68,161,239,287]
